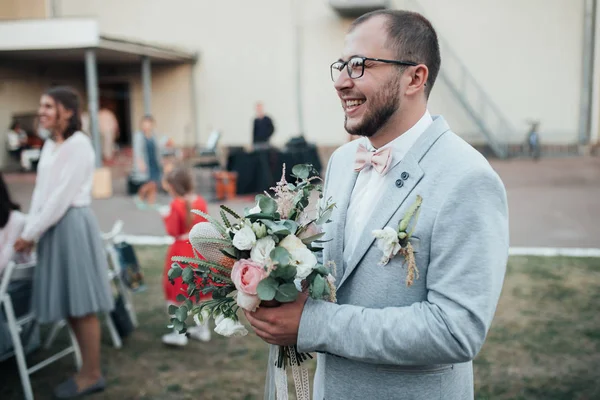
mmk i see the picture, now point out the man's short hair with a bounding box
[351,10,441,98]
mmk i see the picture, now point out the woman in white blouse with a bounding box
[14,87,113,399]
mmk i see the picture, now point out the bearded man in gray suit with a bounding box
[245,9,509,400]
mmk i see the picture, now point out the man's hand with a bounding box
[244,292,309,346]
[14,238,34,253]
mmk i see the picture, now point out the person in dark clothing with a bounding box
[252,102,275,145]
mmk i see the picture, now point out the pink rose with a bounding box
[231,259,267,311]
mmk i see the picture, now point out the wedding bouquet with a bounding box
[167,164,336,399]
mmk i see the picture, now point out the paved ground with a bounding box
[4,156,600,248]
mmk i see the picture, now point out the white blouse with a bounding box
[0,211,28,274]
[21,132,95,242]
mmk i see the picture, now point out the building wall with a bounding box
[0,0,48,20]
[32,0,595,148]
[128,64,195,146]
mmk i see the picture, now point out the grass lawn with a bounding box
[1,248,599,399]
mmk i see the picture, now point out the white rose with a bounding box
[372,227,402,266]
[279,235,317,280]
[232,224,256,251]
[250,237,276,266]
[235,291,261,312]
[214,315,248,337]
[279,234,306,253]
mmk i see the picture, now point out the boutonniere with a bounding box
[372,195,423,286]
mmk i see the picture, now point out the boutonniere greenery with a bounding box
[372,195,422,286]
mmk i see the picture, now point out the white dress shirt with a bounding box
[0,211,28,274]
[21,132,95,241]
[344,110,433,254]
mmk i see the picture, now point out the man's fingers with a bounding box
[249,325,276,344]
[244,310,274,334]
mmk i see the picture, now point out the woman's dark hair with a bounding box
[0,173,20,229]
[45,86,82,140]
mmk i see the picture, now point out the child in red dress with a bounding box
[159,163,211,346]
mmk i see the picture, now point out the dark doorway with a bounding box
[99,82,132,147]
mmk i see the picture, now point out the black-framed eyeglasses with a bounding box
[330,56,419,82]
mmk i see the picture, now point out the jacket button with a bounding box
[401,172,409,180]
[395,179,404,188]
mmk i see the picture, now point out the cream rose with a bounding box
[372,227,402,265]
[279,235,318,280]
[250,236,276,266]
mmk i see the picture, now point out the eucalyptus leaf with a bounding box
[176,294,187,303]
[300,232,326,245]
[263,220,292,235]
[257,195,278,214]
[282,220,298,234]
[175,305,188,322]
[173,320,185,333]
[270,264,297,281]
[275,283,299,302]
[257,277,278,301]
[168,265,182,279]
[292,164,310,180]
[311,275,326,299]
[270,247,291,266]
[182,267,195,284]
[167,305,178,315]
[314,265,329,276]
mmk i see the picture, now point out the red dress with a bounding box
[162,195,210,303]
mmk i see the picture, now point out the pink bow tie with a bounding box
[354,144,392,175]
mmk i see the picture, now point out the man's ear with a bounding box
[405,65,429,96]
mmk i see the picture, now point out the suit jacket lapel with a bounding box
[337,116,451,289]
[338,154,423,288]
[327,156,359,285]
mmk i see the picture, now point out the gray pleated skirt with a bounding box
[34,207,114,323]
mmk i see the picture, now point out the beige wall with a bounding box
[127,64,194,145]
[54,0,590,147]
[0,0,48,20]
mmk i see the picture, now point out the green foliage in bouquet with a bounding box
[166,164,336,336]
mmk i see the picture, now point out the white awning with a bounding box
[0,18,197,64]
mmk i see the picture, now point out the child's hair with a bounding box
[164,164,195,227]
[0,173,20,229]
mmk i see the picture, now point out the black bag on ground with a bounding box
[109,294,135,339]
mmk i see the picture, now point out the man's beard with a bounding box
[344,77,401,138]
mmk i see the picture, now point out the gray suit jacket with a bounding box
[297,116,509,400]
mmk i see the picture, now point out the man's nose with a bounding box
[334,67,354,92]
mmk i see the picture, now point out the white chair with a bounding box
[101,220,139,330]
[0,261,82,400]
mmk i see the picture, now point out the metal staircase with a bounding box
[436,39,512,158]
[396,1,517,158]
